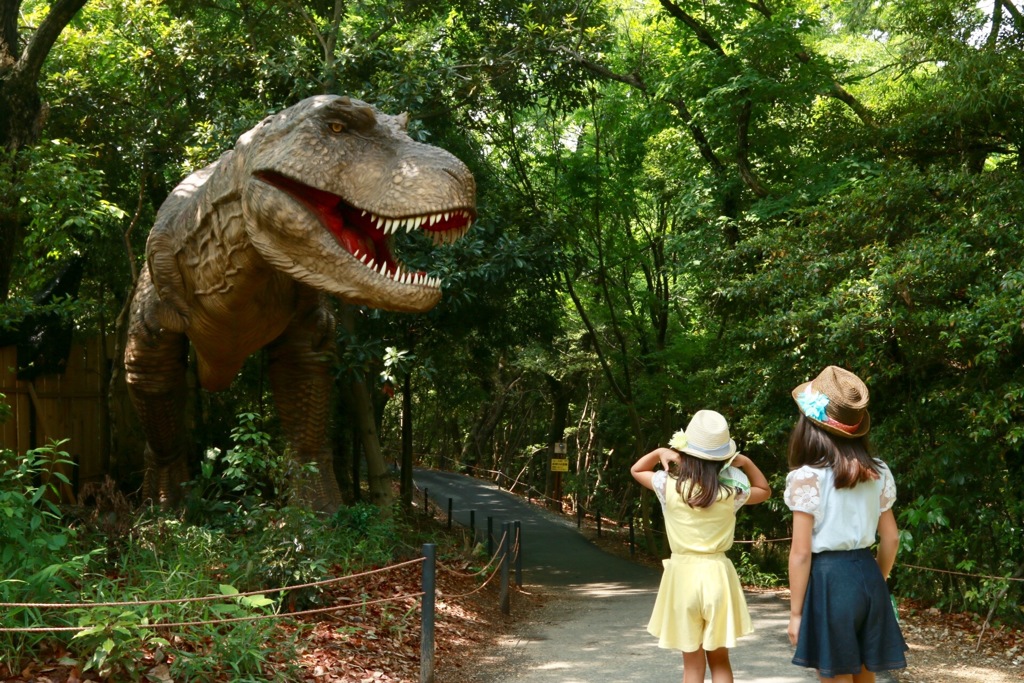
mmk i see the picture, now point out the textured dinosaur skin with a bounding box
[124,95,476,511]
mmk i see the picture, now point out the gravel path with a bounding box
[413,468,874,682]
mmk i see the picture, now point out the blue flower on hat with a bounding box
[797,387,829,422]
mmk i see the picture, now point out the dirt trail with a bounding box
[414,468,1022,683]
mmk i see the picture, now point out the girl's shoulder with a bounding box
[784,465,829,512]
[786,464,829,481]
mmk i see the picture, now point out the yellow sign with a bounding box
[550,458,569,472]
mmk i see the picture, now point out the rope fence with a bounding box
[0,592,427,634]
[0,557,427,610]
[0,509,525,683]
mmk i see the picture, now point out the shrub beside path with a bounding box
[414,468,836,682]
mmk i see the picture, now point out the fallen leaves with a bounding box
[893,601,1023,683]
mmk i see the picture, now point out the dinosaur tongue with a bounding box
[258,172,394,269]
[323,210,383,264]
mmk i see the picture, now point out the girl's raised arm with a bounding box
[630,447,678,491]
[731,454,771,505]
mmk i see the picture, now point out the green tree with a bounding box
[1,0,89,301]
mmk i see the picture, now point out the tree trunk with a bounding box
[462,365,509,468]
[335,305,393,510]
[543,373,572,506]
[400,371,413,510]
[343,376,394,510]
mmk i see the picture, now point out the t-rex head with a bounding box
[238,95,476,312]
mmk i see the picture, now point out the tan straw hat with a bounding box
[791,365,870,438]
[668,410,738,462]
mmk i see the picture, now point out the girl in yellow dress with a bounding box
[631,410,771,683]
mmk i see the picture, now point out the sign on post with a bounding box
[551,441,568,471]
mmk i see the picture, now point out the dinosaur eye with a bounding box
[328,121,345,134]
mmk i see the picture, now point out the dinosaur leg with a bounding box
[124,268,191,506]
[267,294,342,513]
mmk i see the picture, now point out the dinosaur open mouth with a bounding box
[256,171,474,287]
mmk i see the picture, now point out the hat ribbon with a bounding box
[798,386,863,434]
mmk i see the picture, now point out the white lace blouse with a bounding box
[783,462,897,553]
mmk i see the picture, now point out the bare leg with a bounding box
[682,649,707,683]
[706,647,734,683]
[820,666,875,683]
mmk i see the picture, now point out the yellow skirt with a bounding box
[647,552,753,652]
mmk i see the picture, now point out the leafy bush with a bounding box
[0,443,101,668]
[0,419,411,679]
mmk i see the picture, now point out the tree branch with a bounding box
[737,100,769,197]
[553,45,727,174]
[15,0,87,84]
[658,0,726,57]
[1002,0,1024,32]
[747,0,878,128]
[560,268,631,405]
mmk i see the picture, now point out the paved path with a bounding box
[414,468,831,682]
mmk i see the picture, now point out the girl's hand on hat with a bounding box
[660,450,680,471]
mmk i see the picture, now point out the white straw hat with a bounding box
[668,410,737,462]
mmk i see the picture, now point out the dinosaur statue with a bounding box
[124,95,476,512]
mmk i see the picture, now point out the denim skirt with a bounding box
[793,548,908,678]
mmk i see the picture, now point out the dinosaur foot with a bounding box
[141,451,190,508]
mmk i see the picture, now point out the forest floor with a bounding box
[2,502,1021,683]
[296,526,1024,683]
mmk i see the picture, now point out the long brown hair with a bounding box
[672,451,735,508]
[787,415,879,488]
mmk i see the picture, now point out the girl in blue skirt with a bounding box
[784,366,908,682]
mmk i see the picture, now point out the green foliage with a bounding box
[0,444,96,602]
[730,548,785,588]
[0,444,99,667]
[186,412,312,518]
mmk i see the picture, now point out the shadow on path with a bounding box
[414,468,836,682]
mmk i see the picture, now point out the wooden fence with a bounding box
[0,337,112,502]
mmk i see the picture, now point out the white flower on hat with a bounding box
[668,429,688,452]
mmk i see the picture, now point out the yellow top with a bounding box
[654,469,749,554]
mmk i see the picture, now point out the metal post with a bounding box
[420,543,436,683]
[470,510,476,545]
[577,504,583,529]
[447,498,453,530]
[514,520,522,587]
[597,509,602,537]
[629,516,636,558]
[487,516,494,557]
[500,522,511,615]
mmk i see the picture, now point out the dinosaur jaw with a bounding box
[253,171,474,305]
